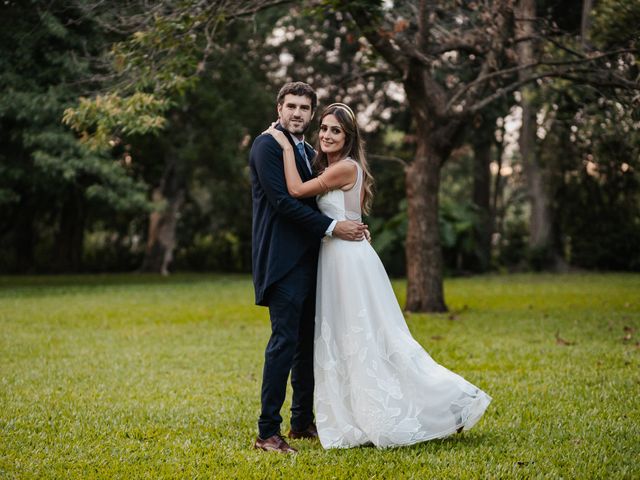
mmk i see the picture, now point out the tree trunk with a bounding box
[581,0,593,50]
[54,187,86,272]
[404,136,447,313]
[520,99,552,250]
[472,134,493,271]
[516,0,553,259]
[140,153,185,275]
[492,122,506,245]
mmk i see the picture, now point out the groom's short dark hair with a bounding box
[277,82,317,112]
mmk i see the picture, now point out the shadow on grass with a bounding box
[288,431,494,457]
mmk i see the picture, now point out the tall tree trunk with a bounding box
[520,100,552,251]
[404,135,447,313]
[517,0,553,258]
[472,132,493,271]
[54,187,86,272]
[581,0,593,50]
[492,122,506,246]
[140,152,185,275]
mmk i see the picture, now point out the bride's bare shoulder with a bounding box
[327,158,357,174]
[321,158,357,189]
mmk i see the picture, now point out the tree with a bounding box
[470,108,503,271]
[536,0,640,270]
[515,0,555,267]
[331,0,638,311]
[63,0,288,273]
[0,0,149,273]
[54,0,638,286]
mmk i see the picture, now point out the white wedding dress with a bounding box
[313,159,492,449]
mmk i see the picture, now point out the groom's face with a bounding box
[277,94,314,137]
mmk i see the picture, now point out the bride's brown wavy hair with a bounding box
[312,103,374,215]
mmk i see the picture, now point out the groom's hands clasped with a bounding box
[333,220,368,241]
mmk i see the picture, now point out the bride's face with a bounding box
[319,114,346,155]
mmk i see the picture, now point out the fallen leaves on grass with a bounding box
[555,331,575,346]
[622,326,635,343]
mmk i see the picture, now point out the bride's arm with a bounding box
[266,127,356,198]
[282,146,356,198]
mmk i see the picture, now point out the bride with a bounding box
[265,102,491,449]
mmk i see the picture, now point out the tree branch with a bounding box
[461,67,638,116]
[446,48,639,113]
[343,4,408,74]
[416,0,430,52]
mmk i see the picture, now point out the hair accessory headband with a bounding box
[327,102,356,122]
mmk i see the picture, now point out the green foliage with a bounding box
[63,4,209,147]
[591,0,640,48]
[539,78,640,271]
[497,214,529,269]
[560,139,640,270]
[369,200,408,276]
[62,1,245,148]
[63,93,169,149]
[82,228,145,272]
[111,14,202,94]
[162,24,275,274]
[0,273,638,478]
[439,199,478,256]
[174,231,244,271]
[369,194,485,276]
[0,1,152,272]
[2,0,639,276]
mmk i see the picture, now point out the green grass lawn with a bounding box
[0,273,638,479]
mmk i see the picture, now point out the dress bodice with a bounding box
[317,158,362,222]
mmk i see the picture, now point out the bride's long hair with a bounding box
[312,103,374,215]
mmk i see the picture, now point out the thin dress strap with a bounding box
[343,158,362,222]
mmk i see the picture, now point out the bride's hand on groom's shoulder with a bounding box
[261,121,278,136]
[262,122,288,150]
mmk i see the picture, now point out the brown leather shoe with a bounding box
[254,434,297,453]
[288,422,318,440]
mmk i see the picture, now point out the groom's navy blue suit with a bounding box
[250,124,333,439]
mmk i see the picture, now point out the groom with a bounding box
[250,81,366,453]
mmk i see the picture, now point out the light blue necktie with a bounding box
[296,142,312,174]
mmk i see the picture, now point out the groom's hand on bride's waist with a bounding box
[332,220,367,241]
[364,227,371,243]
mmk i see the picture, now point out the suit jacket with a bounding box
[249,125,333,306]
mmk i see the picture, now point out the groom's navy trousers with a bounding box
[249,127,332,439]
[259,249,317,438]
